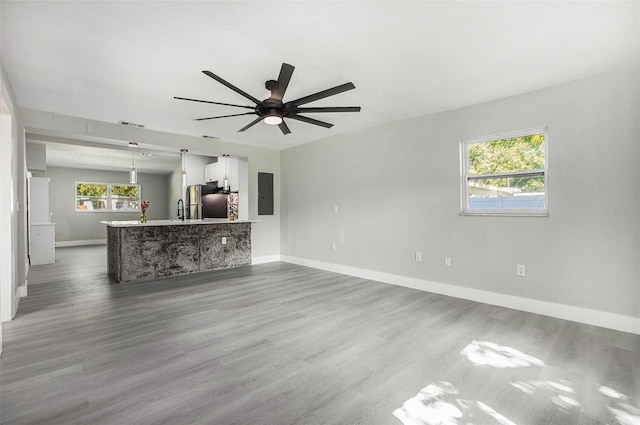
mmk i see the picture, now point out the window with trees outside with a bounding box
[461,128,547,216]
[75,182,141,212]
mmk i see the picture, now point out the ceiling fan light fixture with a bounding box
[263,115,283,126]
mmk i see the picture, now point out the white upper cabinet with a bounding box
[204,162,221,184]
[204,157,239,191]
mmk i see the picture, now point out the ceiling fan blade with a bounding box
[293,106,361,113]
[288,114,333,129]
[278,120,291,135]
[237,116,264,132]
[194,112,256,121]
[202,70,261,104]
[286,82,356,107]
[174,96,255,110]
[272,63,295,101]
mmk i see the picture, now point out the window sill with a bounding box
[460,211,549,217]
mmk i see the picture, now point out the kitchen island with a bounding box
[102,219,254,282]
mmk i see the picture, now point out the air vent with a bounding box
[202,135,220,140]
[118,120,145,128]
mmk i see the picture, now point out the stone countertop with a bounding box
[101,219,257,227]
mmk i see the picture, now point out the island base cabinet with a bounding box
[106,223,251,282]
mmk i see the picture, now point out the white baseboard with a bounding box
[19,281,27,297]
[55,239,106,247]
[280,255,640,335]
[252,255,282,265]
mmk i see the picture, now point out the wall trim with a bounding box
[8,290,20,322]
[280,255,640,335]
[55,239,106,247]
[252,255,282,265]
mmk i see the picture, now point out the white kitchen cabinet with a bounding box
[30,223,55,265]
[28,176,55,265]
[204,162,222,184]
[29,177,51,224]
[204,158,239,191]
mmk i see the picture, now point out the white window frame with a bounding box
[460,127,549,217]
[75,182,141,213]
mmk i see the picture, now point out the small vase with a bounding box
[140,213,147,223]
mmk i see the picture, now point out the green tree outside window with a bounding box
[75,182,140,211]
[467,134,545,193]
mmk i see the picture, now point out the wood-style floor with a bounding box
[1,246,638,425]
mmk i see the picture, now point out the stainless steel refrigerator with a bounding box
[186,184,228,219]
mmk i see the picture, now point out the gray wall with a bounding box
[281,69,639,318]
[168,165,182,220]
[32,167,169,243]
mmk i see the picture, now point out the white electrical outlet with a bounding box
[333,205,338,214]
[331,242,336,251]
[221,237,227,245]
[445,257,451,267]
[415,252,422,262]
[517,264,526,277]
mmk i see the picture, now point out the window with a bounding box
[461,128,548,216]
[75,182,140,212]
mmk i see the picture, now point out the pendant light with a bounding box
[181,149,188,186]
[223,154,230,192]
[129,142,138,184]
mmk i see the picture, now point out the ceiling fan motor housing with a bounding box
[257,98,288,119]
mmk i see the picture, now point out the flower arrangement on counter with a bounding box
[140,200,150,223]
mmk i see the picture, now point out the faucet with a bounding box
[177,199,185,221]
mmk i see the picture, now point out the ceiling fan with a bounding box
[174,63,361,135]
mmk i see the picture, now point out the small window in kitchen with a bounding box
[75,182,140,212]
[460,128,548,216]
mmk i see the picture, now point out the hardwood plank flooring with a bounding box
[1,246,638,424]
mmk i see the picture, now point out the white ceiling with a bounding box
[2,1,639,153]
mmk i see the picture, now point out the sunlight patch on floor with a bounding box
[598,385,640,425]
[460,340,545,368]
[392,382,518,425]
[393,339,639,425]
[510,380,579,411]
